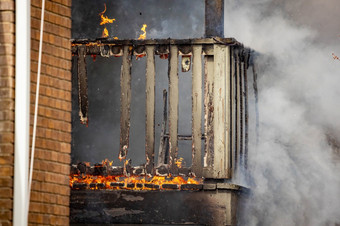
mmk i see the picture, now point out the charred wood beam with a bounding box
[119,46,132,161]
[205,0,224,37]
[145,45,156,174]
[163,134,206,141]
[77,46,88,125]
[168,45,179,174]
[243,50,250,170]
[157,90,168,166]
[191,45,203,177]
[240,53,244,168]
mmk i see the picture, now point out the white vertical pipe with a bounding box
[28,0,45,213]
[13,0,31,225]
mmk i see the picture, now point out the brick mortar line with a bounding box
[33,156,71,166]
[31,29,71,43]
[31,28,71,51]
[32,0,72,9]
[31,6,71,26]
[31,39,71,55]
[28,92,71,105]
[31,4,72,19]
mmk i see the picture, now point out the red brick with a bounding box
[0,132,14,143]
[0,155,13,164]
[0,177,12,187]
[0,144,13,154]
[0,199,12,209]
[0,12,14,23]
[0,66,14,77]
[0,110,14,120]
[0,188,12,198]
[0,1,14,10]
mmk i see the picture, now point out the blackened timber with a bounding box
[145,45,156,174]
[203,56,214,173]
[243,51,250,170]
[168,45,179,174]
[191,45,203,177]
[77,46,88,125]
[240,54,244,168]
[157,90,168,166]
[119,46,132,161]
[205,0,224,37]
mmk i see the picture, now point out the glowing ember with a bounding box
[102,27,109,38]
[138,24,147,40]
[332,53,340,61]
[175,157,185,168]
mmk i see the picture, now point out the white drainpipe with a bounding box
[13,0,31,225]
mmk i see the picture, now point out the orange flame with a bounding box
[102,27,109,38]
[175,157,185,168]
[99,4,116,25]
[99,4,116,38]
[70,174,202,190]
[332,53,340,61]
[138,24,147,40]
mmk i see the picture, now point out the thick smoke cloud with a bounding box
[224,0,340,225]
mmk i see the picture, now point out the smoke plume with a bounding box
[224,0,340,225]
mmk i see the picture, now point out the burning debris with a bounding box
[70,161,202,191]
[138,24,147,40]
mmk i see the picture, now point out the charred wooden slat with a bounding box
[77,162,87,174]
[191,45,203,177]
[157,90,168,166]
[168,45,179,174]
[144,184,160,189]
[178,45,192,55]
[126,183,135,188]
[145,45,156,174]
[72,183,87,189]
[203,55,214,172]
[70,165,78,174]
[119,45,132,161]
[155,164,169,176]
[155,45,169,55]
[132,166,144,175]
[180,184,203,190]
[178,167,190,176]
[89,183,105,189]
[134,45,146,55]
[110,182,125,187]
[77,46,88,125]
[239,51,244,168]
[162,184,179,190]
[243,50,250,170]
[93,164,107,176]
[108,167,123,176]
[136,183,143,188]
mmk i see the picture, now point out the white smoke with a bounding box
[225,0,340,225]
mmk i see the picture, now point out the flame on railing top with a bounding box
[99,4,116,38]
[138,24,147,40]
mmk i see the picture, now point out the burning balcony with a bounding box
[70,37,252,225]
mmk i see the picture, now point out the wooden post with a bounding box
[77,46,88,125]
[168,45,179,173]
[203,55,214,174]
[145,45,156,174]
[191,45,203,177]
[212,44,230,178]
[119,45,132,161]
[230,48,237,175]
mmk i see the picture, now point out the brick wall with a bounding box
[0,0,15,225]
[0,0,72,225]
[29,0,72,225]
